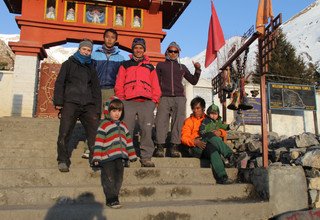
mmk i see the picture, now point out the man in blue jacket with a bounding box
[92,28,125,113]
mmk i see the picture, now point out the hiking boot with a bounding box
[107,201,122,209]
[216,176,234,185]
[153,144,165,157]
[140,159,155,167]
[168,144,181,158]
[58,162,69,172]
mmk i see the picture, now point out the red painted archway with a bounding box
[5,0,191,65]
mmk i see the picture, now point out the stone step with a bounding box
[0,156,211,169]
[0,183,256,206]
[0,167,238,188]
[0,200,271,220]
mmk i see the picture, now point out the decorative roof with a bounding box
[4,0,191,29]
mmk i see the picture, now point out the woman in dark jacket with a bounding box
[53,39,101,172]
[155,41,201,157]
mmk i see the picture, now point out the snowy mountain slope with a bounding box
[182,0,320,79]
[282,0,320,64]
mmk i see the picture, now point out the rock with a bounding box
[237,152,251,169]
[308,189,318,204]
[301,150,320,169]
[268,132,279,142]
[307,177,320,190]
[246,140,262,153]
[270,136,296,149]
[270,162,283,167]
[295,133,319,148]
[306,145,320,152]
[290,151,301,160]
[274,209,320,220]
[304,168,320,178]
[256,157,263,168]
[272,147,288,162]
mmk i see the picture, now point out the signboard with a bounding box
[268,83,317,111]
[235,98,261,125]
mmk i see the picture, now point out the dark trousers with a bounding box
[57,102,99,165]
[192,137,232,179]
[100,159,124,204]
[155,97,187,145]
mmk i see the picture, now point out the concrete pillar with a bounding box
[185,81,194,116]
[11,55,40,117]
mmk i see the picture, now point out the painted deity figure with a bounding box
[46,6,56,19]
[66,8,75,21]
[133,15,141,27]
[115,13,123,26]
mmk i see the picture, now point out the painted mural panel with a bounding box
[84,4,107,25]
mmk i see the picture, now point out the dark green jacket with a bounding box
[199,116,229,141]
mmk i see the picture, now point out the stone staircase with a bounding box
[0,117,272,220]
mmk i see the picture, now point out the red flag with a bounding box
[205,0,225,68]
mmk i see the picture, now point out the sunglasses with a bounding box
[168,50,179,54]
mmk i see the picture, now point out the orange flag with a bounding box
[256,0,274,35]
[205,0,225,68]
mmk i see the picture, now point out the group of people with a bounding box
[53,28,241,208]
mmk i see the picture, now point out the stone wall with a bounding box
[0,71,13,116]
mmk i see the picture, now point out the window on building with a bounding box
[132,8,143,28]
[45,0,57,20]
[64,1,77,22]
[114,6,125,27]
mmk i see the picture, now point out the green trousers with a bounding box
[192,136,232,179]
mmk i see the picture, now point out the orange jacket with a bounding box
[181,114,206,147]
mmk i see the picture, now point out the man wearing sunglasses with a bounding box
[154,42,201,158]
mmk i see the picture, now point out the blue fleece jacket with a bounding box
[92,46,125,89]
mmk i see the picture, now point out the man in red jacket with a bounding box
[115,38,161,167]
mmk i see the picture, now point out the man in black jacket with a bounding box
[155,42,201,157]
[54,39,101,172]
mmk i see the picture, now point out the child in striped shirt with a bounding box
[92,96,137,208]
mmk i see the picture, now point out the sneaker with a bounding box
[107,201,122,209]
[140,159,155,167]
[153,144,165,157]
[81,149,90,159]
[216,176,234,185]
[58,162,69,172]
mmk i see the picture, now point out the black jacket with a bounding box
[156,59,201,97]
[53,56,102,113]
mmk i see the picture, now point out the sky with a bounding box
[0,0,316,58]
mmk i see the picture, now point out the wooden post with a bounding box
[268,110,272,132]
[259,37,269,167]
[314,111,319,135]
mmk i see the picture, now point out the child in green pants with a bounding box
[199,103,240,184]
